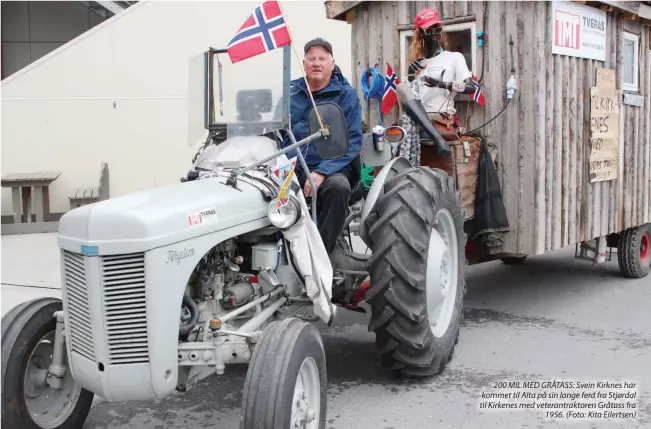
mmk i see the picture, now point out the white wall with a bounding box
[1,0,352,217]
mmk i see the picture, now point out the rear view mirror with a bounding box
[307,102,350,160]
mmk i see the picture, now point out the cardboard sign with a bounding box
[589,68,619,183]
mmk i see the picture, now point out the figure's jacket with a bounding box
[280,68,362,179]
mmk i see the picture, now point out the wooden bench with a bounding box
[69,162,110,209]
[1,171,60,224]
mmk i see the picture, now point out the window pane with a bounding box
[445,29,473,70]
[623,39,634,85]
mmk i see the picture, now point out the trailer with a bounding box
[326,0,651,275]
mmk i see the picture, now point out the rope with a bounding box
[360,66,386,127]
[277,2,325,131]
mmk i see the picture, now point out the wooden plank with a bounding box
[503,1,519,252]
[582,59,593,241]
[568,57,578,245]
[575,58,584,243]
[628,105,636,229]
[610,12,620,233]
[396,0,408,25]
[562,54,570,246]
[637,36,647,226]
[545,1,554,250]
[454,1,468,17]
[519,2,536,254]
[325,1,363,20]
[355,5,370,127]
[553,51,563,249]
[364,1,380,127]
[1,171,60,183]
[442,1,456,19]
[382,1,398,126]
[615,16,625,232]
[645,36,651,225]
[533,0,547,254]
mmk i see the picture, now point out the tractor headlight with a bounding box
[267,195,301,229]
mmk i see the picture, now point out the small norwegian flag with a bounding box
[381,63,400,114]
[226,1,291,64]
[472,74,485,106]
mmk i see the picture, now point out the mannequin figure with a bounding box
[407,8,476,121]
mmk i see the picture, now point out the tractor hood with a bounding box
[58,176,270,255]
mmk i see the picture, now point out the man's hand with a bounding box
[304,172,326,197]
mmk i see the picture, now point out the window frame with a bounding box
[621,31,639,93]
[399,21,478,83]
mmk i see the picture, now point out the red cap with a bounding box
[414,8,441,29]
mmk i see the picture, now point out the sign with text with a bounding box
[589,68,619,183]
[552,1,607,61]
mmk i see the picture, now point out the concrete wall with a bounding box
[1,1,110,79]
[1,1,352,218]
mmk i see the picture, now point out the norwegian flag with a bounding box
[472,74,485,106]
[381,62,400,114]
[226,1,291,64]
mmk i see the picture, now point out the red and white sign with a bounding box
[552,1,606,62]
[555,10,580,49]
[187,208,217,227]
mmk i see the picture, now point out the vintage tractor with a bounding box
[1,45,465,429]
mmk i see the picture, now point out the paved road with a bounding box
[80,247,651,429]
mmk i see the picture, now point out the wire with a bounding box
[465,98,511,134]
[360,67,386,126]
[1,282,61,291]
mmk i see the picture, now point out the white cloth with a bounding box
[417,51,473,115]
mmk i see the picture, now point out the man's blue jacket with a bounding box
[280,69,362,179]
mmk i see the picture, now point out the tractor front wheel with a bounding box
[240,317,327,429]
[1,297,94,429]
[365,167,466,377]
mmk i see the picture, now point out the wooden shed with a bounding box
[326,0,651,258]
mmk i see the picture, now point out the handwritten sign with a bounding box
[596,68,615,87]
[589,68,619,183]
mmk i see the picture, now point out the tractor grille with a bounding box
[62,251,95,362]
[101,253,149,365]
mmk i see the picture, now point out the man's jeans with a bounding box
[295,170,351,255]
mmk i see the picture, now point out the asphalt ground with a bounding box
[78,246,651,429]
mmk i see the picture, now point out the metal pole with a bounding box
[218,287,285,324]
[233,129,324,176]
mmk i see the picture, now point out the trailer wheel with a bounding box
[617,223,651,278]
[2,297,94,429]
[365,167,466,377]
[240,318,326,429]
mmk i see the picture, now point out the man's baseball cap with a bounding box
[414,8,441,29]
[304,38,333,55]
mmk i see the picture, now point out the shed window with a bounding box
[622,31,639,92]
[399,21,477,83]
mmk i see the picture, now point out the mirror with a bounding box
[236,89,273,122]
[307,102,350,160]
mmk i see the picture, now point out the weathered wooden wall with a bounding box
[344,1,651,256]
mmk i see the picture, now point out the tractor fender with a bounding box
[358,156,413,246]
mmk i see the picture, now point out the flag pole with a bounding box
[277,1,325,131]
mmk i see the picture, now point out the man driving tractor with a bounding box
[280,37,363,255]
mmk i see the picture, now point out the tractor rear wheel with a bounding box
[364,167,466,377]
[618,223,651,278]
